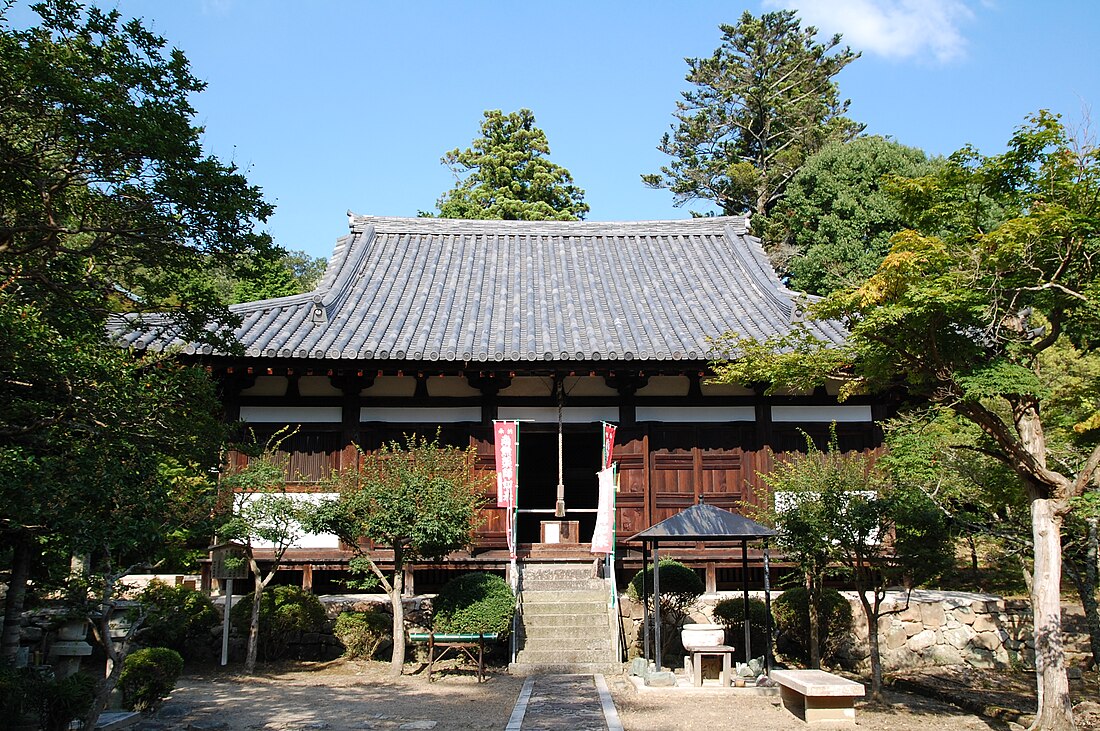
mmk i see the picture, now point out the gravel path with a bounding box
[134,660,1016,731]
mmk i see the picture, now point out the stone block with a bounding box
[920,603,946,628]
[971,613,1000,633]
[972,630,1004,651]
[928,644,963,666]
[967,648,997,669]
[952,605,976,625]
[898,605,922,623]
[903,621,923,637]
[886,626,908,650]
[907,629,937,652]
[644,671,677,687]
[942,626,974,650]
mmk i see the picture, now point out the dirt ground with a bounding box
[130,658,1097,731]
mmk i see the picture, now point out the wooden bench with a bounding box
[770,669,865,723]
[408,632,498,682]
[684,644,735,687]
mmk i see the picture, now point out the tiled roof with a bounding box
[119,214,846,361]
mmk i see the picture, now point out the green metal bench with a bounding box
[408,632,499,682]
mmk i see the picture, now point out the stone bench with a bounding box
[770,669,865,723]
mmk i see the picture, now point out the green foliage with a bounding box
[712,597,770,661]
[628,559,705,622]
[643,10,861,218]
[0,665,36,726]
[333,610,391,659]
[318,435,489,567]
[0,667,97,731]
[0,293,226,588]
[764,136,939,294]
[714,112,1100,507]
[137,580,219,659]
[0,0,276,347]
[431,572,515,635]
[230,585,326,660]
[231,248,327,304]
[709,326,852,399]
[429,109,588,221]
[119,647,184,713]
[219,429,318,558]
[772,587,852,666]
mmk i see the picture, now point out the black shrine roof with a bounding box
[629,501,778,542]
[118,214,845,361]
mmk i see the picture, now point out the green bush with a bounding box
[138,580,219,659]
[0,666,37,727]
[334,610,391,659]
[119,647,184,712]
[712,597,771,662]
[231,585,327,660]
[38,672,96,731]
[772,586,852,665]
[627,559,704,619]
[432,572,514,635]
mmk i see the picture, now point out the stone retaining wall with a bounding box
[616,588,1094,672]
[838,589,1093,672]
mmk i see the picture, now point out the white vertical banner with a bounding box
[494,420,519,560]
[591,466,616,554]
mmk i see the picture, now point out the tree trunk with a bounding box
[1085,518,1100,670]
[1,535,32,659]
[857,590,883,702]
[82,606,141,731]
[245,582,263,674]
[388,544,406,677]
[806,571,822,669]
[1029,498,1077,731]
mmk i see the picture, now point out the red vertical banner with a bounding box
[601,422,617,470]
[590,466,616,554]
[494,421,518,508]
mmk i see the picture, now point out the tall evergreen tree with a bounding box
[642,10,861,223]
[429,109,588,221]
[767,136,939,295]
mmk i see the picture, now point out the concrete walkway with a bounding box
[505,674,623,731]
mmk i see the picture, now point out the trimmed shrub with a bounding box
[772,586,852,665]
[712,597,771,662]
[627,559,704,620]
[0,666,38,727]
[138,580,219,659]
[231,585,326,660]
[119,647,184,712]
[334,610,390,659]
[432,572,514,635]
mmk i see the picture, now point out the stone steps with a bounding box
[511,561,620,674]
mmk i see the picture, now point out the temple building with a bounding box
[121,214,887,593]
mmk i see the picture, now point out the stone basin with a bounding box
[681,623,724,650]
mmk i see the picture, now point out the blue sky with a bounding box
[12,1,1100,259]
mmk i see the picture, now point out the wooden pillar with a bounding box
[331,372,372,469]
[705,562,717,594]
[467,372,511,424]
[302,564,313,593]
